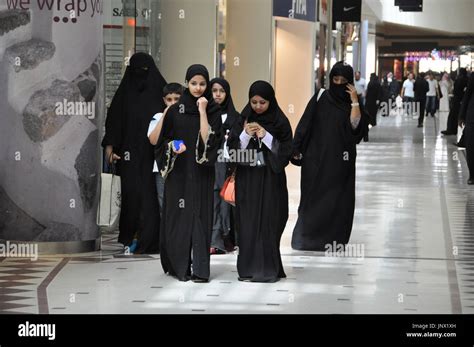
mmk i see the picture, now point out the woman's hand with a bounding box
[197,97,208,114]
[109,153,121,163]
[244,121,258,136]
[346,84,359,103]
[256,124,266,138]
[106,145,121,164]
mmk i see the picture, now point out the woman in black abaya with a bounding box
[209,78,239,254]
[291,61,368,251]
[365,73,383,126]
[459,72,474,185]
[102,52,167,254]
[156,64,222,282]
[228,81,292,282]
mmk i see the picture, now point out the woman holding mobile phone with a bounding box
[291,61,369,251]
[227,81,293,282]
[156,64,222,282]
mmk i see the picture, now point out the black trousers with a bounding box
[465,123,474,179]
[417,98,426,125]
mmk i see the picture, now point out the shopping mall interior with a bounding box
[0,0,474,332]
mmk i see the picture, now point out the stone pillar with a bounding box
[226,0,273,110]
[159,0,217,84]
[0,0,104,254]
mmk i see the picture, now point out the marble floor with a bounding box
[1,109,473,314]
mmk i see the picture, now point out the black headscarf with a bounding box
[102,52,167,148]
[180,64,220,116]
[329,61,354,106]
[240,81,290,138]
[209,78,236,114]
[126,52,167,95]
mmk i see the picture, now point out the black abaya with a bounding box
[101,52,166,253]
[459,74,474,180]
[228,81,293,282]
[156,65,222,281]
[445,71,468,134]
[209,78,239,252]
[291,62,368,251]
[365,74,383,126]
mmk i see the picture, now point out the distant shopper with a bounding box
[439,72,453,113]
[459,72,474,185]
[382,72,400,114]
[365,73,383,126]
[425,72,439,118]
[354,71,367,105]
[401,72,415,116]
[415,72,429,128]
[441,68,468,135]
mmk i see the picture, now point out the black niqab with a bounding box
[329,61,354,107]
[101,52,167,253]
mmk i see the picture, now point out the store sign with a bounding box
[273,0,316,22]
[5,0,104,24]
[332,0,361,23]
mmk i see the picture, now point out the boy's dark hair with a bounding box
[163,83,184,96]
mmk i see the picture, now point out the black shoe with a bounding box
[417,124,423,128]
[191,275,209,283]
[441,130,456,135]
[223,236,235,253]
[468,179,474,185]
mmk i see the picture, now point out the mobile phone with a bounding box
[173,140,184,151]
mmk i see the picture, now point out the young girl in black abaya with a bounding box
[228,81,293,283]
[209,78,239,254]
[156,64,222,282]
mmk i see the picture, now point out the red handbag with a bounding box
[220,171,236,206]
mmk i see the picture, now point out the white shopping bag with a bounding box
[97,172,121,232]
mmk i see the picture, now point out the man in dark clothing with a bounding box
[382,72,400,116]
[414,72,429,128]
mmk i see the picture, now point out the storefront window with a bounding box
[103,0,160,107]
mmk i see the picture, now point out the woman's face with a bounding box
[212,83,226,105]
[188,75,207,98]
[250,95,270,114]
[332,75,348,84]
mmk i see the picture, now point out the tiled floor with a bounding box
[1,109,473,314]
